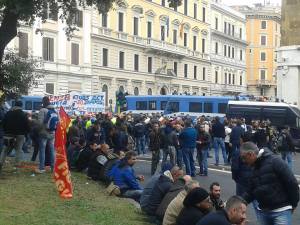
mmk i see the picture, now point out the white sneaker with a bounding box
[35,169,46,174]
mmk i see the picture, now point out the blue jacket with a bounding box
[179,127,197,149]
[109,164,142,192]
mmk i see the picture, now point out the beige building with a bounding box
[233,4,281,98]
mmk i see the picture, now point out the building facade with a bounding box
[210,0,247,95]
[90,0,212,108]
[233,4,281,98]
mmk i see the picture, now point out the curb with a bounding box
[137,156,300,184]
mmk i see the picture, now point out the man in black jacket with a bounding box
[196,195,247,225]
[212,117,227,166]
[0,100,30,171]
[240,142,299,225]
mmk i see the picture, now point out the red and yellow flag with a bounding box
[54,107,73,199]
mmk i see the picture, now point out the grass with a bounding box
[0,164,151,225]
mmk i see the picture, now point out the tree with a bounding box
[1,51,44,101]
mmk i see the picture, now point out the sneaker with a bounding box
[35,169,46,174]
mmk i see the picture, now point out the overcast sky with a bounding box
[223,0,281,6]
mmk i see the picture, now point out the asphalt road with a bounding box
[134,158,300,225]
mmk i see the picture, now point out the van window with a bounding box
[204,103,213,113]
[161,101,167,110]
[168,102,179,113]
[218,103,227,114]
[136,101,147,110]
[189,102,202,112]
[33,102,42,110]
[25,101,33,110]
[149,101,157,110]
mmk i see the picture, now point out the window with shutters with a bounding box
[46,83,55,95]
[119,51,125,69]
[193,36,197,51]
[202,38,205,53]
[232,47,235,58]
[232,74,235,84]
[73,10,83,27]
[261,35,267,46]
[19,32,28,58]
[184,0,188,15]
[184,33,188,47]
[42,3,58,21]
[215,17,218,30]
[42,37,54,61]
[161,0,165,6]
[215,42,218,54]
[202,7,206,22]
[228,45,231,58]
[161,26,166,41]
[260,69,266,80]
[173,29,177,44]
[194,66,197,79]
[71,43,79,65]
[184,64,188,78]
[133,17,139,36]
[232,25,235,36]
[194,3,197,19]
[240,28,242,39]
[174,62,178,75]
[102,13,108,27]
[215,71,218,83]
[147,21,152,38]
[118,12,124,32]
[261,21,267,29]
[225,73,227,84]
[103,48,108,66]
[134,54,139,71]
[229,73,232,84]
[261,52,266,61]
[240,76,243,86]
[202,67,206,80]
[240,50,243,60]
[224,22,227,33]
[148,57,152,73]
[228,23,231,35]
[224,45,227,57]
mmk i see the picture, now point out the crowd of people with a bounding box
[0,96,299,225]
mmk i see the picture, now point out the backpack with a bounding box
[277,132,289,152]
[44,108,59,131]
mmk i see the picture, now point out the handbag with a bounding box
[106,182,121,196]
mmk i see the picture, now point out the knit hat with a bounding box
[183,187,209,207]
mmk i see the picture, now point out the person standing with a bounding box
[277,126,294,171]
[0,100,30,171]
[179,119,197,177]
[211,116,227,166]
[149,122,162,175]
[240,142,299,225]
[196,125,211,176]
[161,122,178,168]
[133,118,146,155]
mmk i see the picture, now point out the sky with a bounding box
[223,0,281,6]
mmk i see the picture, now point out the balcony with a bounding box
[211,83,247,94]
[248,79,277,87]
[98,27,112,36]
[116,31,128,41]
[211,29,248,45]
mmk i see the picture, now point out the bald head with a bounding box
[170,166,184,182]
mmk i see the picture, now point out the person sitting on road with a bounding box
[156,175,192,221]
[176,187,212,225]
[196,195,247,225]
[143,166,183,216]
[108,151,144,202]
[209,182,224,211]
[140,162,173,212]
[163,180,200,225]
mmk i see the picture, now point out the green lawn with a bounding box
[0,166,151,225]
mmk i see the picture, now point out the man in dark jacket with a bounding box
[86,121,105,145]
[196,125,211,176]
[149,122,162,175]
[143,166,183,216]
[179,119,197,176]
[230,119,244,153]
[76,141,99,171]
[212,116,227,166]
[0,100,30,171]
[278,126,294,171]
[161,122,178,167]
[240,142,299,224]
[196,195,247,225]
[209,182,224,211]
[133,118,146,155]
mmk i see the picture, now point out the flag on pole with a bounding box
[53,107,73,199]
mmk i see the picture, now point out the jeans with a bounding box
[0,135,25,167]
[213,137,227,165]
[258,209,292,225]
[197,147,209,175]
[38,133,55,170]
[176,149,183,169]
[162,146,176,167]
[151,150,160,175]
[122,189,143,202]
[135,136,146,155]
[182,147,196,176]
[281,151,293,171]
